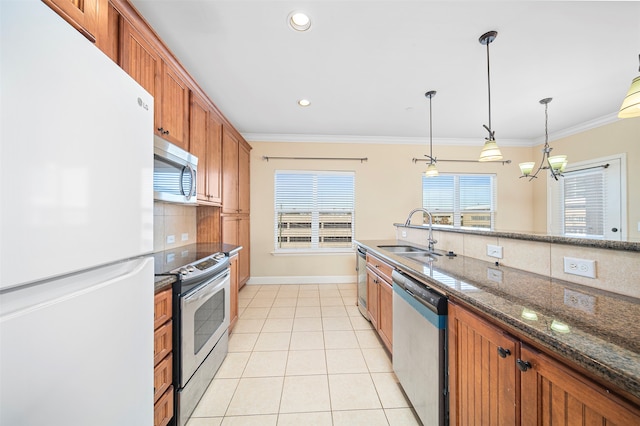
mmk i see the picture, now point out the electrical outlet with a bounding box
[166,234,175,244]
[564,289,596,314]
[487,268,503,283]
[487,244,503,259]
[401,230,407,238]
[563,257,596,278]
[181,233,189,241]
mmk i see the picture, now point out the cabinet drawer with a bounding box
[154,289,172,330]
[154,354,173,403]
[154,385,174,426]
[366,253,393,283]
[154,320,172,366]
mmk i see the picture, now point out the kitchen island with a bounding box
[357,239,640,418]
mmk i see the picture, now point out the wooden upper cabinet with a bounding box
[222,128,240,214]
[159,61,189,150]
[189,92,208,202]
[448,302,519,426]
[43,0,99,42]
[238,142,250,214]
[119,19,189,150]
[206,112,222,204]
[520,344,640,426]
[119,19,160,123]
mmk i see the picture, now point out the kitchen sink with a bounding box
[400,252,440,263]
[378,245,429,253]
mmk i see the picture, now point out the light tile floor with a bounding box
[186,283,421,426]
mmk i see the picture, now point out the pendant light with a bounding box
[519,97,567,181]
[424,90,438,177]
[478,31,503,162]
[618,54,640,118]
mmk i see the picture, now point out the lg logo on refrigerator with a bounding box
[137,97,149,111]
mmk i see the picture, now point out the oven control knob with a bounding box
[179,268,189,276]
[186,266,195,272]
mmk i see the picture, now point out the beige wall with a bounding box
[531,118,640,241]
[249,141,536,283]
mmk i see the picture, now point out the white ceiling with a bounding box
[130,1,640,146]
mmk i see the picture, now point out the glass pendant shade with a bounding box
[618,75,640,118]
[478,139,503,162]
[548,155,567,171]
[425,163,439,177]
[519,162,535,177]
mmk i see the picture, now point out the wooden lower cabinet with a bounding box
[154,288,174,426]
[365,253,393,353]
[449,300,640,426]
[448,301,518,425]
[520,344,640,426]
[366,267,380,330]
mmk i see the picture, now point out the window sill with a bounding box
[271,249,355,256]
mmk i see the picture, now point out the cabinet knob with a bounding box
[497,346,511,358]
[163,129,170,135]
[516,359,532,372]
[157,127,164,133]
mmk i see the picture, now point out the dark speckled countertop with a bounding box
[153,242,242,293]
[357,239,640,403]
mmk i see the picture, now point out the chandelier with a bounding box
[519,98,567,181]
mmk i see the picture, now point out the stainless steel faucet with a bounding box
[404,208,437,251]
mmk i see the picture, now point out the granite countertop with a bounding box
[153,242,242,293]
[357,239,640,402]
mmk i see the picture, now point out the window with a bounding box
[548,155,625,240]
[422,174,496,229]
[274,171,355,251]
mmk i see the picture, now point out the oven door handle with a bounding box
[183,271,229,303]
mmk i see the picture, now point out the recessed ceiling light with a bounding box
[298,99,311,107]
[288,11,311,31]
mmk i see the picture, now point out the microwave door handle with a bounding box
[179,166,187,197]
[188,164,196,199]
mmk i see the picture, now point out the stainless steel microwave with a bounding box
[153,136,198,205]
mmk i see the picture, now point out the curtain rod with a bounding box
[563,163,609,175]
[412,157,512,165]
[263,156,368,163]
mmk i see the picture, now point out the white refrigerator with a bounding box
[1,1,155,424]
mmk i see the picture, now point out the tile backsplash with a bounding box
[397,226,640,299]
[154,201,197,252]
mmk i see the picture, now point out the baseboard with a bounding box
[246,275,357,285]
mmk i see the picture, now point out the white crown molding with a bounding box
[242,112,621,148]
[243,133,532,147]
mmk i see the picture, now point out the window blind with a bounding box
[422,174,495,229]
[562,169,606,238]
[274,171,355,250]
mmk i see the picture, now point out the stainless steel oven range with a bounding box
[156,246,230,426]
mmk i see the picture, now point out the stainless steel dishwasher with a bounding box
[392,270,447,426]
[356,246,369,320]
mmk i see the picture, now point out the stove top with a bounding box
[153,243,231,293]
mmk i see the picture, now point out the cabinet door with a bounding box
[43,0,99,42]
[189,92,208,201]
[159,61,189,150]
[448,302,518,426]
[119,19,161,128]
[378,279,393,353]
[238,216,250,287]
[222,216,239,245]
[206,112,223,204]
[229,254,239,331]
[366,267,380,330]
[520,344,640,426]
[238,141,250,214]
[222,128,239,213]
